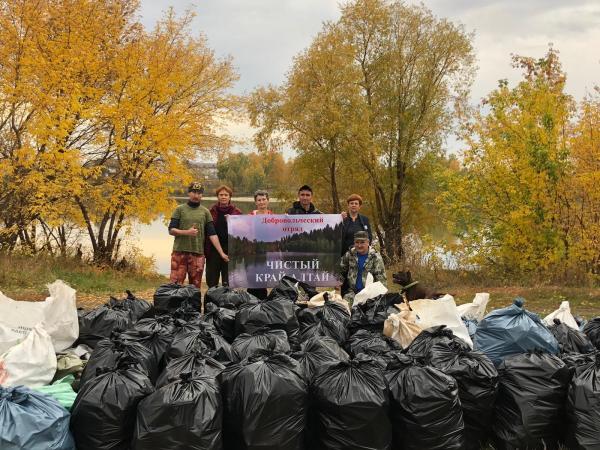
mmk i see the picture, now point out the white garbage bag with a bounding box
[353,273,388,306]
[543,301,579,330]
[456,293,490,321]
[410,295,474,348]
[383,302,422,349]
[0,324,57,387]
[308,291,350,313]
[0,280,79,353]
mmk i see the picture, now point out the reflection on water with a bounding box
[229,252,341,288]
[132,216,173,275]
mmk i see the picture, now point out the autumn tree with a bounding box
[216,151,294,196]
[217,153,258,193]
[0,1,239,264]
[441,49,575,279]
[249,25,363,212]
[249,0,475,260]
[563,93,600,276]
[0,0,134,254]
[75,10,237,264]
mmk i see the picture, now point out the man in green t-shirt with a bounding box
[168,182,229,288]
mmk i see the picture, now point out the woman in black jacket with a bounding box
[341,194,373,255]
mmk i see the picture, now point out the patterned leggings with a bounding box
[169,252,205,288]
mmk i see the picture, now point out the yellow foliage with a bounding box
[441,48,600,281]
[0,1,238,262]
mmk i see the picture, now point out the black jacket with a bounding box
[287,201,322,214]
[341,213,372,255]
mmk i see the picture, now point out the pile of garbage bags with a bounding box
[0,282,152,449]
[3,278,600,450]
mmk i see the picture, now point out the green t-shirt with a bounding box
[171,203,213,254]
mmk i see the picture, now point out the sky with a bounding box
[138,0,600,154]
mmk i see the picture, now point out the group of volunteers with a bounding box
[168,182,387,304]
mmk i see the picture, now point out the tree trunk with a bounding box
[369,173,405,264]
[329,159,341,213]
[76,197,98,255]
[57,225,68,258]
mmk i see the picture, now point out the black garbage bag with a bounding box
[566,353,600,450]
[406,325,471,360]
[427,340,498,450]
[231,328,290,361]
[203,302,236,342]
[172,304,203,323]
[386,353,464,450]
[267,275,318,303]
[561,352,596,370]
[235,298,299,344]
[171,318,218,336]
[171,317,216,337]
[70,358,154,450]
[167,328,234,365]
[549,319,595,354]
[313,357,391,450]
[133,373,222,450]
[355,348,405,371]
[493,351,571,450]
[119,329,173,367]
[153,283,201,313]
[297,295,350,345]
[80,335,158,388]
[290,336,350,450]
[78,302,133,348]
[156,351,226,388]
[291,335,349,382]
[219,351,308,450]
[134,315,176,335]
[583,317,600,349]
[349,293,401,333]
[346,329,401,358]
[204,286,259,310]
[109,290,151,322]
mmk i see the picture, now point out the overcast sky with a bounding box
[139,0,600,152]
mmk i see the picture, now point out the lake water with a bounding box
[134,198,283,275]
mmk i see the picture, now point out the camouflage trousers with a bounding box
[169,252,205,288]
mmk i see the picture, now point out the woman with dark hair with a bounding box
[205,185,242,287]
[341,194,373,255]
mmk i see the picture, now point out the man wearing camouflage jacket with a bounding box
[339,231,387,305]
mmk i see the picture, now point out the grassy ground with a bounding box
[385,274,600,318]
[0,254,167,309]
[2,254,599,318]
[445,285,600,318]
